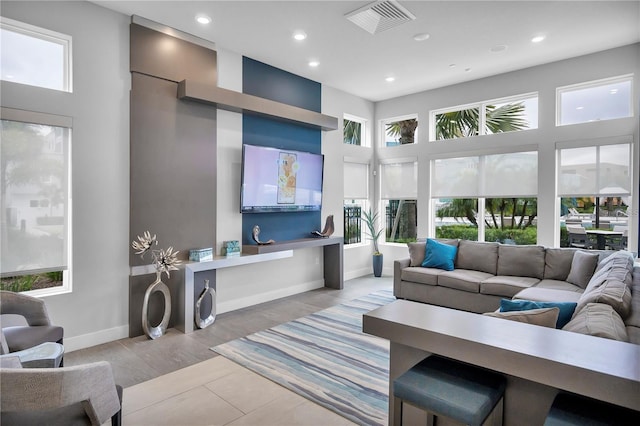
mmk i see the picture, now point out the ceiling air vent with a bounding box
[345,0,416,35]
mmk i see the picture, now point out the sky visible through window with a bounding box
[1,27,65,91]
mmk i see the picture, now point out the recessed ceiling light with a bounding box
[610,89,619,94]
[490,44,508,53]
[293,30,307,41]
[465,68,472,72]
[308,60,319,67]
[449,64,457,69]
[413,33,430,41]
[195,14,211,25]
[531,35,545,43]
[385,76,395,82]
[576,106,584,110]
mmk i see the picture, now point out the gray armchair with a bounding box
[0,360,123,425]
[0,290,64,360]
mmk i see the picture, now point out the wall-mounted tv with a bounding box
[240,144,324,213]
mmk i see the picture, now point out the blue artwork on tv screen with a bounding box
[240,144,324,213]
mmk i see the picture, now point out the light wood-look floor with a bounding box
[66,275,392,425]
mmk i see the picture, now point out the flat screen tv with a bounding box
[240,144,324,213]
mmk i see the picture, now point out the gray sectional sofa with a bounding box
[394,239,640,344]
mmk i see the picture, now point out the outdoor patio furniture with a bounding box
[566,225,595,249]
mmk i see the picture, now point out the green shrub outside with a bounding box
[436,225,538,245]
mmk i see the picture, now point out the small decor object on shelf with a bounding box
[189,247,213,262]
[132,231,181,339]
[195,279,216,329]
[252,225,275,245]
[223,240,241,257]
[311,214,334,238]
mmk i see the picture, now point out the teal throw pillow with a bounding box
[421,238,457,271]
[500,299,577,329]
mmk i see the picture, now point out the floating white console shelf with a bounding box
[177,80,339,131]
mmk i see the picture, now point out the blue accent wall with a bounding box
[242,57,323,245]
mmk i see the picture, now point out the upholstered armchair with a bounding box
[0,290,64,361]
[1,360,123,425]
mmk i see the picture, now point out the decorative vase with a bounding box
[142,271,171,339]
[373,253,383,277]
[195,279,217,329]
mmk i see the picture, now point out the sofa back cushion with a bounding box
[576,251,634,319]
[497,245,545,279]
[544,248,577,280]
[565,250,599,289]
[563,303,629,342]
[455,240,498,275]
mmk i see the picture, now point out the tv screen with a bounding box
[240,144,324,213]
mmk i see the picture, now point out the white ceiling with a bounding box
[92,1,640,102]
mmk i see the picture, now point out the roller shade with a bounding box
[432,151,538,198]
[343,161,369,199]
[558,143,632,197]
[380,161,417,200]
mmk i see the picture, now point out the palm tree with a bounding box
[385,119,417,145]
[343,119,361,145]
[435,102,528,140]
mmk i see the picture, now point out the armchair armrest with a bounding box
[0,290,52,326]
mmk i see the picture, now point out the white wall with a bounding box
[322,85,377,278]
[1,1,131,351]
[375,44,640,265]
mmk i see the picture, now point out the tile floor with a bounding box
[66,275,392,425]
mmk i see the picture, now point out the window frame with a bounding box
[0,107,73,296]
[380,114,419,148]
[429,92,538,141]
[556,74,633,127]
[343,114,368,147]
[0,16,73,92]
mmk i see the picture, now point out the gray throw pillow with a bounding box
[563,303,629,342]
[483,307,559,328]
[407,242,426,267]
[566,250,599,289]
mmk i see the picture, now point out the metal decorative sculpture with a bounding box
[132,231,181,339]
[195,279,216,329]
[252,225,275,245]
[312,215,334,238]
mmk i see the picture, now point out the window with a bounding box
[432,151,538,244]
[557,75,632,126]
[558,138,632,249]
[431,93,538,141]
[381,115,418,146]
[343,161,369,245]
[380,160,418,242]
[0,17,72,92]
[343,115,366,146]
[1,108,71,293]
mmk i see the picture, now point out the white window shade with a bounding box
[482,151,538,197]
[558,143,631,196]
[432,151,538,198]
[1,118,70,276]
[432,156,479,198]
[380,161,417,199]
[344,162,369,199]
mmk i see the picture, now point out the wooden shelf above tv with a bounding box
[177,80,339,131]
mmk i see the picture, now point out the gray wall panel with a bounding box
[130,23,217,85]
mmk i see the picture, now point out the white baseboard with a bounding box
[64,325,129,353]
[217,279,325,314]
[344,267,372,281]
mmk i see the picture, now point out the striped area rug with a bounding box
[211,289,395,426]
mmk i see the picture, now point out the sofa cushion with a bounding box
[438,269,494,293]
[481,276,539,298]
[484,307,559,328]
[624,266,640,329]
[497,245,545,279]
[455,241,499,275]
[566,250,599,289]
[401,267,442,286]
[407,242,426,267]
[500,299,577,329]
[563,303,629,342]
[577,251,634,319]
[422,238,458,271]
[544,248,578,280]
[514,287,582,304]
[534,279,584,293]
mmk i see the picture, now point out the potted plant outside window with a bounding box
[362,208,384,277]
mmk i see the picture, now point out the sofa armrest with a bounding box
[394,258,411,298]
